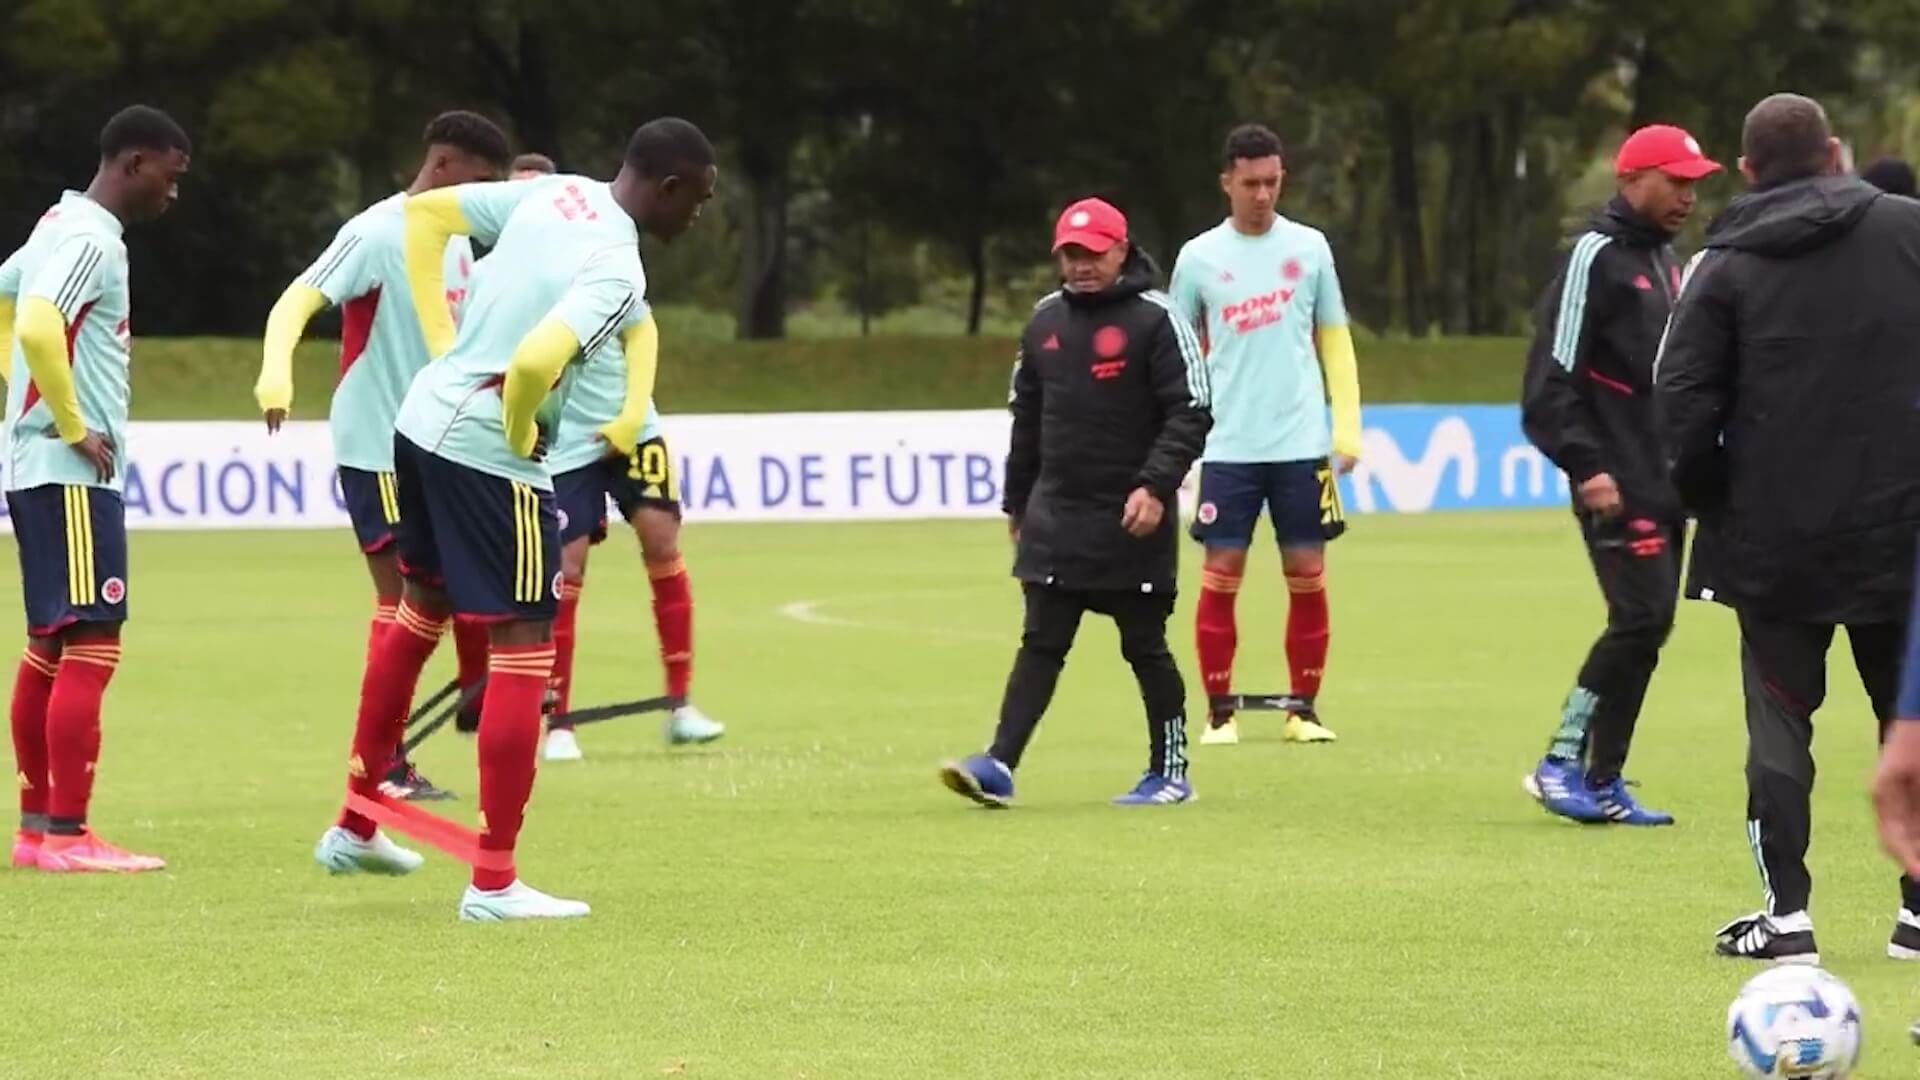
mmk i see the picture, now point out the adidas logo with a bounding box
[1041,334,1061,351]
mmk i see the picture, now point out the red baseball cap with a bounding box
[1053,198,1128,253]
[1615,124,1722,180]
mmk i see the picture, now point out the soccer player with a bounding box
[1170,123,1361,747]
[254,111,510,801]
[0,106,190,872]
[311,118,716,921]
[1518,124,1720,827]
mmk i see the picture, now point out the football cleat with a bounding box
[1112,772,1195,805]
[313,825,424,876]
[1591,778,1674,826]
[543,727,583,762]
[665,705,725,746]
[458,880,591,922]
[35,829,165,873]
[11,829,42,869]
[938,752,1014,808]
[1282,710,1337,743]
[1524,756,1608,824]
[1199,718,1240,745]
[1717,911,1820,964]
[1889,908,1920,960]
[381,760,456,802]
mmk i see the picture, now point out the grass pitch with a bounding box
[0,511,1913,1078]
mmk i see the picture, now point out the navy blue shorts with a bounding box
[392,435,559,622]
[1189,458,1346,549]
[553,435,682,546]
[337,467,401,553]
[6,484,128,635]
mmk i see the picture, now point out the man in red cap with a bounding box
[1518,123,1720,826]
[938,197,1213,807]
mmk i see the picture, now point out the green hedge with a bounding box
[125,333,1528,421]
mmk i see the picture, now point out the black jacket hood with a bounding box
[1061,246,1159,306]
[1706,174,1882,257]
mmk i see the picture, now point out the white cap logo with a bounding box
[1684,135,1701,155]
[1069,211,1090,228]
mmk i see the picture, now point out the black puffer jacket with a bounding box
[1003,248,1213,594]
[1520,197,1685,520]
[1659,174,1920,623]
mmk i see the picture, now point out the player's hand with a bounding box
[1578,473,1622,518]
[1332,452,1358,476]
[1007,515,1021,543]
[1874,722,1920,879]
[71,430,115,483]
[263,408,288,434]
[1121,487,1164,537]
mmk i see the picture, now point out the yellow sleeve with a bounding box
[15,297,85,443]
[1317,323,1362,458]
[403,189,472,359]
[500,316,581,459]
[256,284,329,412]
[597,316,658,456]
[0,296,13,385]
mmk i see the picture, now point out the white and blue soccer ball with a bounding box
[1726,964,1862,1078]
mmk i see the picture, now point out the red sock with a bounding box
[367,599,397,668]
[474,642,554,891]
[548,577,583,727]
[339,601,446,838]
[11,643,59,823]
[1286,569,1330,700]
[46,636,119,826]
[648,557,693,698]
[1196,569,1241,718]
[452,615,490,703]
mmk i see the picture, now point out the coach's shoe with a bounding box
[1112,772,1195,806]
[313,825,424,877]
[11,829,42,868]
[666,705,725,746]
[35,830,165,873]
[543,727,583,762]
[1590,778,1675,826]
[458,880,591,922]
[1524,756,1607,824]
[1717,911,1819,964]
[1282,710,1338,743]
[1889,909,1920,960]
[939,753,1014,808]
[381,761,456,802]
[1199,717,1240,745]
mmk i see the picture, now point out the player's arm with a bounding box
[257,222,378,430]
[597,312,659,457]
[1311,240,1362,469]
[1136,297,1213,506]
[1002,328,1043,533]
[0,249,21,381]
[1168,247,1210,356]
[1654,250,1736,515]
[404,179,548,358]
[15,236,113,479]
[1519,243,1613,490]
[502,259,637,459]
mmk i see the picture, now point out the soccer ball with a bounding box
[1726,965,1862,1078]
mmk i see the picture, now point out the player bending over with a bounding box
[1170,123,1361,747]
[0,106,190,871]
[255,111,511,801]
[312,118,716,921]
[941,198,1211,807]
